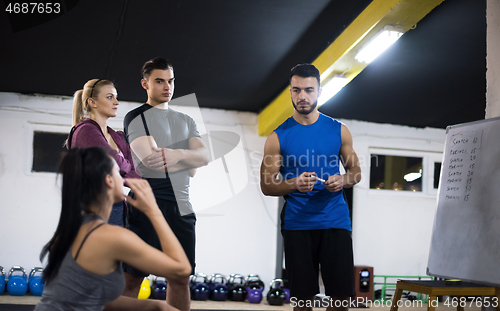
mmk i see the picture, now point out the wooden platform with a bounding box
[390,280,500,311]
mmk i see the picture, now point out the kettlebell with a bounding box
[28,267,44,296]
[27,268,35,293]
[0,266,5,294]
[190,273,210,301]
[7,266,28,296]
[226,274,237,292]
[138,276,151,299]
[152,276,167,300]
[247,287,263,304]
[245,274,264,304]
[189,274,198,291]
[209,274,229,301]
[228,274,247,302]
[207,273,223,290]
[245,274,265,291]
[266,278,287,306]
[283,288,291,303]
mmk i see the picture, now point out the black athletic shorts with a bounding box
[123,197,196,277]
[282,228,355,299]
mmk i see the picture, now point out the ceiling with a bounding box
[0,0,486,130]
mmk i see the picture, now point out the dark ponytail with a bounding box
[40,147,114,284]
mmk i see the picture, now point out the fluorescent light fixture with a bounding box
[355,26,403,64]
[404,169,422,182]
[318,75,349,106]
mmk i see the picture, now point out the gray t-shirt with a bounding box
[124,104,200,208]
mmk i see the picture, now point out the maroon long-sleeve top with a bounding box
[68,118,141,179]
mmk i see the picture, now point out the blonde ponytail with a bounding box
[72,89,86,126]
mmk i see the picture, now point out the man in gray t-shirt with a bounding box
[122,58,209,311]
[125,101,201,212]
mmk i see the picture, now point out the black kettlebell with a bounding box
[207,273,222,291]
[226,274,237,293]
[266,278,287,306]
[152,276,167,300]
[228,274,247,301]
[190,273,210,301]
[189,274,198,291]
[245,274,265,291]
[209,274,229,301]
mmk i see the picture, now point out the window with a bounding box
[369,148,443,195]
[32,131,68,173]
[370,154,423,191]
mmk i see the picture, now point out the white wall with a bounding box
[0,91,446,287]
[344,119,446,276]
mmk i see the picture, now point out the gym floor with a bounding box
[0,294,291,309]
[0,294,485,311]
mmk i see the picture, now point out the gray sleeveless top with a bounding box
[35,215,125,311]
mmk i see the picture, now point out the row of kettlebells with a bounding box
[0,266,45,296]
[190,273,290,305]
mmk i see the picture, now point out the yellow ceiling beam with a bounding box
[258,0,445,136]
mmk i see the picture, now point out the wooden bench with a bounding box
[390,280,500,311]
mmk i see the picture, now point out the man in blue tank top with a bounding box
[260,64,361,311]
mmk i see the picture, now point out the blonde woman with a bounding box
[68,79,140,226]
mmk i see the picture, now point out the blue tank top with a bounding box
[274,113,351,230]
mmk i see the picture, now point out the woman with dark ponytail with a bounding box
[68,79,140,227]
[35,147,190,311]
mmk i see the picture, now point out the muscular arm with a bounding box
[339,124,361,187]
[323,124,361,193]
[168,136,209,176]
[130,136,208,174]
[167,136,210,168]
[260,132,317,196]
[129,135,157,163]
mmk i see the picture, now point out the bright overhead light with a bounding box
[355,26,403,64]
[318,75,349,106]
[404,169,422,182]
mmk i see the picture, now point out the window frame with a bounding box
[368,147,443,196]
[427,153,444,196]
[24,122,71,176]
